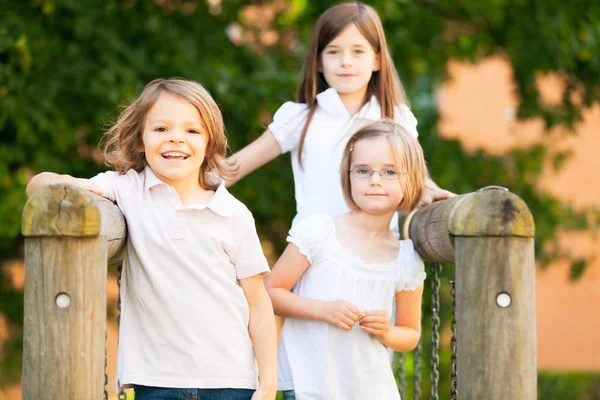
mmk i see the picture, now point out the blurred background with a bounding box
[1,0,599,398]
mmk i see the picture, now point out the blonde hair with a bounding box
[340,119,427,212]
[296,2,409,167]
[101,78,237,190]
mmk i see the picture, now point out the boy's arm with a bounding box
[359,284,424,352]
[264,244,362,331]
[238,274,277,400]
[225,130,281,188]
[26,172,103,197]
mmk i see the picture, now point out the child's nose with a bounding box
[341,51,352,67]
[168,128,185,143]
[369,171,383,184]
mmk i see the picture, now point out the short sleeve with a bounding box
[395,104,419,138]
[230,208,270,280]
[396,239,426,292]
[90,171,121,203]
[286,215,332,264]
[268,101,309,154]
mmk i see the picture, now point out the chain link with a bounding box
[394,352,406,399]
[429,262,441,400]
[450,280,458,400]
[103,329,108,400]
[413,339,422,400]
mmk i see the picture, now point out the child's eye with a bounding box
[326,50,339,55]
[188,129,200,134]
[354,49,365,54]
[356,168,371,176]
[155,127,167,132]
[383,168,399,177]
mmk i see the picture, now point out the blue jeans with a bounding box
[282,390,296,400]
[134,386,255,400]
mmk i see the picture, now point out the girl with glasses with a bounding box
[265,119,427,400]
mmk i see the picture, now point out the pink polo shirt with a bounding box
[92,167,270,390]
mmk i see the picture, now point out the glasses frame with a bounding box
[348,167,407,180]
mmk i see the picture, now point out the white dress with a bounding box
[278,215,426,400]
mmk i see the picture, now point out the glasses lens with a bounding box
[382,168,399,180]
[351,168,371,178]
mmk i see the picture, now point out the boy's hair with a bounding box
[340,119,427,212]
[296,2,408,166]
[101,78,237,191]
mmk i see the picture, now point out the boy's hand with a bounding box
[73,178,104,196]
[320,300,362,331]
[359,310,391,338]
[251,384,277,400]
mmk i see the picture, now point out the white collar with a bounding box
[143,166,234,217]
[316,88,382,121]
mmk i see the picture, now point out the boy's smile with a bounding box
[142,93,208,195]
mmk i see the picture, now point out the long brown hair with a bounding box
[296,2,408,166]
[101,78,237,190]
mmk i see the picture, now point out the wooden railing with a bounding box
[21,184,536,399]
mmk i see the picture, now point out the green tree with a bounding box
[1,0,599,395]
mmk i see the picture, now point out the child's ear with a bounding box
[372,54,381,72]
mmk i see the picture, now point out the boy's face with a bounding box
[141,93,208,192]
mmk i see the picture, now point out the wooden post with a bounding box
[21,183,126,400]
[400,187,536,400]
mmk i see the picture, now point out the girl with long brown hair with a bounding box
[228,1,453,235]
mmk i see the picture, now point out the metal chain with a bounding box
[429,262,441,400]
[117,264,127,400]
[450,280,458,400]
[103,330,108,400]
[394,352,407,399]
[413,339,422,400]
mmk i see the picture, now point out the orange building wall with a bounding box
[438,57,600,371]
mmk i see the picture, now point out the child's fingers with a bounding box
[345,302,363,318]
[337,319,354,331]
[344,309,361,322]
[360,316,388,324]
[360,321,388,330]
[360,325,384,336]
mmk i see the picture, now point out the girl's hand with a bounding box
[320,300,362,331]
[359,310,391,338]
[251,385,277,400]
[420,187,456,206]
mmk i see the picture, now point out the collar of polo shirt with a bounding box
[142,166,234,217]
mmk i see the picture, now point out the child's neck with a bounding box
[344,209,394,238]
[338,89,368,117]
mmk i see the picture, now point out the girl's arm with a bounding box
[265,243,362,331]
[225,130,281,188]
[359,284,424,352]
[26,172,103,197]
[238,274,277,400]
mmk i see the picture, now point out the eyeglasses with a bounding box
[348,167,406,180]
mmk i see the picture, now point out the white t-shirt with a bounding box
[91,167,270,390]
[268,87,419,233]
[277,215,426,399]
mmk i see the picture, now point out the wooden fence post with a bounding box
[21,183,126,400]
[400,187,536,400]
